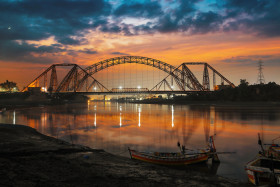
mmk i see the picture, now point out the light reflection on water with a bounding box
[1,102,280,181]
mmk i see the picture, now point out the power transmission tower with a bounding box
[257,60,265,84]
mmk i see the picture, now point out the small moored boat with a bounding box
[245,156,280,186]
[128,136,219,166]
[128,148,210,165]
[245,133,280,186]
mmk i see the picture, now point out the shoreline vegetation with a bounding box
[0,124,247,186]
[129,82,280,106]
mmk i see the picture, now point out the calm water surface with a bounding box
[1,102,280,181]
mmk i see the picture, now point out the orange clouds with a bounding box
[1,31,280,89]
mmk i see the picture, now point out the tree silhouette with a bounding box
[0,80,18,92]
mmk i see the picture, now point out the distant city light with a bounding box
[137,86,141,89]
[119,86,122,89]
[41,87,47,92]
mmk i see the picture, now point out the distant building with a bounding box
[214,85,231,90]
[27,87,42,95]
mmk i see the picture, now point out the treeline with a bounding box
[175,82,280,102]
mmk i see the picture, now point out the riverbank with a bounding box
[0,92,89,111]
[129,99,280,107]
[93,97,280,107]
[0,123,248,187]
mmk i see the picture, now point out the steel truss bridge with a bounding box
[22,56,235,95]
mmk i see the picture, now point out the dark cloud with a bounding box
[189,11,222,34]
[153,11,222,34]
[100,24,122,33]
[222,0,280,37]
[111,52,130,56]
[0,40,66,64]
[1,0,279,41]
[114,1,162,18]
[222,55,280,67]
[18,0,110,19]
[0,0,110,62]
[0,41,64,57]
[57,37,86,46]
[128,0,280,37]
[173,0,198,20]
[0,0,111,42]
[155,15,179,33]
[0,0,279,64]
[79,49,98,55]
[223,0,269,14]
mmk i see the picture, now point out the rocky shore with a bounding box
[0,124,249,186]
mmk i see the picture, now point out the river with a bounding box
[1,101,280,181]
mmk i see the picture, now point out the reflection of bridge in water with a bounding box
[22,56,235,95]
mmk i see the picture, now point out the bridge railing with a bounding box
[111,88,149,92]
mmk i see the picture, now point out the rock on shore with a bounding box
[0,124,248,186]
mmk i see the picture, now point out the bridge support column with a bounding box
[167,93,171,99]
[103,95,106,101]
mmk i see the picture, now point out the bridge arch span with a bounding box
[21,56,235,93]
[84,56,193,90]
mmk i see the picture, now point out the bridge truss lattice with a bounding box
[22,64,108,93]
[22,56,235,93]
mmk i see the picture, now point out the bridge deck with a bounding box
[55,91,211,95]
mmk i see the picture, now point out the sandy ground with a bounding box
[0,124,249,187]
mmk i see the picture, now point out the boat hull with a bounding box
[245,156,280,186]
[129,149,209,166]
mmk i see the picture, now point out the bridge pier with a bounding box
[103,95,106,101]
[167,93,171,99]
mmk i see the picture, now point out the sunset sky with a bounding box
[0,0,279,89]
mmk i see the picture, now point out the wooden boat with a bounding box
[245,155,280,186]
[245,134,280,186]
[128,148,210,165]
[128,136,219,166]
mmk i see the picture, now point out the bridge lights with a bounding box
[41,87,47,92]
[119,86,122,89]
[137,86,141,89]
[94,87,97,91]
